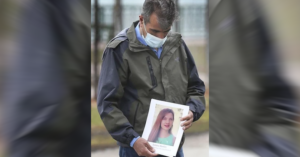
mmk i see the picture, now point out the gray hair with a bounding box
[142,0,179,30]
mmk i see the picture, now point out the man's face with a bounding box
[139,13,171,39]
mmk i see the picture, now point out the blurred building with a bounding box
[91,0,207,43]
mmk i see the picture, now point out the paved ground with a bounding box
[91,132,208,157]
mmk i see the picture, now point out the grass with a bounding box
[91,106,105,129]
[91,105,117,150]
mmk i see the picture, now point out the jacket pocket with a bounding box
[132,102,140,129]
[146,56,157,91]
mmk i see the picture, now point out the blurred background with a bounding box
[91,0,209,156]
[1,0,90,156]
[209,0,300,156]
[0,1,22,156]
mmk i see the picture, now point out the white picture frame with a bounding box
[142,99,189,157]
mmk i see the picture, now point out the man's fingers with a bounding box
[183,122,193,130]
[180,115,190,121]
[145,142,155,153]
[144,148,158,157]
[181,117,193,130]
[182,118,193,126]
[180,113,193,121]
[144,143,158,157]
[186,122,192,129]
[180,111,194,130]
[181,118,193,126]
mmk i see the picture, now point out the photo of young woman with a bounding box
[148,108,177,146]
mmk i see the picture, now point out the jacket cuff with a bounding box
[130,136,140,147]
[124,129,140,146]
[186,99,205,122]
[188,104,198,122]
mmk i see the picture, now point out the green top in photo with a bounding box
[156,134,174,146]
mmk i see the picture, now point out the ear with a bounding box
[139,15,144,26]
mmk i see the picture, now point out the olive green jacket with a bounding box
[97,21,206,148]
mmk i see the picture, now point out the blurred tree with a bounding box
[0,0,12,36]
[113,0,123,35]
[0,0,18,97]
[93,0,100,99]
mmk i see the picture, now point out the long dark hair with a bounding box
[148,108,174,142]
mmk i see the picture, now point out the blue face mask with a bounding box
[142,21,168,48]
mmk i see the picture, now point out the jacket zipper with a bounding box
[160,59,166,100]
[146,56,158,91]
[132,103,140,129]
[146,46,165,99]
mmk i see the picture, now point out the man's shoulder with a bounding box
[106,28,129,49]
[107,36,128,49]
[102,30,130,59]
[167,31,186,46]
[167,31,182,39]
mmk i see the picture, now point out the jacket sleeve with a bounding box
[183,41,206,122]
[97,42,139,146]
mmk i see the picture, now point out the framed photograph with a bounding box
[142,99,189,157]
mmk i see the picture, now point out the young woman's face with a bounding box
[161,113,174,131]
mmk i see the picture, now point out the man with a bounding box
[97,0,206,156]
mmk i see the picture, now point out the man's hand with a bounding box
[180,110,194,130]
[133,138,158,157]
